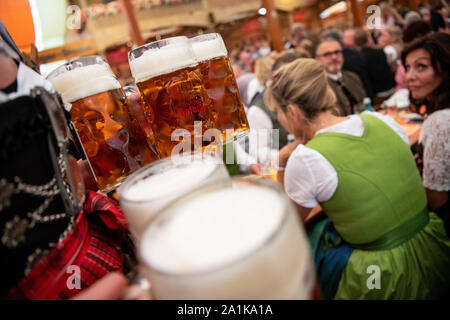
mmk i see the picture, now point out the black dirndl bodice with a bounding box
[0,88,84,296]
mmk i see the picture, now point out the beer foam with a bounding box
[130,44,197,83]
[121,159,218,203]
[49,64,121,103]
[140,186,285,274]
[191,36,228,62]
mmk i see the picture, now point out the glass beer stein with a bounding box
[138,178,316,300]
[190,33,249,143]
[128,36,218,159]
[47,55,158,192]
[118,151,231,243]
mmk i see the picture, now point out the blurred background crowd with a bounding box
[1,0,449,300]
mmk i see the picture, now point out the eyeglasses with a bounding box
[318,50,343,58]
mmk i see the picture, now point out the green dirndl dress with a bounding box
[305,114,450,299]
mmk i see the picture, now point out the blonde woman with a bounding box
[378,26,404,72]
[236,56,290,175]
[266,58,450,299]
[246,56,274,106]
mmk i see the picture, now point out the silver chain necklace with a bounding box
[1,176,69,248]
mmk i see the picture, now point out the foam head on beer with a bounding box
[139,181,315,299]
[47,55,121,103]
[129,36,198,83]
[190,33,228,62]
[141,186,283,273]
[120,156,221,203]
[118,153,231,240]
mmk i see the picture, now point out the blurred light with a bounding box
[320,1,347,19]
[258,8,267,16]
[29,0,43,51]
[320,9,330,19]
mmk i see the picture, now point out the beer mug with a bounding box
[47,55,159,192]
[190,33,249,143]
[128,37,217,159]
[118,151,231,243]
[138,178,316,299]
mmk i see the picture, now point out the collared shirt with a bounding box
[327,71,343,82]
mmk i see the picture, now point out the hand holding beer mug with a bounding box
[47,56,158,192]
[118,152,231,243]
[190,33,249,143]
[137,178,315,299]
[129,37,217,159]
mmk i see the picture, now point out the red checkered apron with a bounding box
[5,191,129,300]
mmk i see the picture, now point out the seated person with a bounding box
[265,58,450,299]
[235,51,309,175]
[315,38,366,116]
[403,33,450,235]
[353,28,397,104]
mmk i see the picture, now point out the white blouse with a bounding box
[284,112,410,208]
[234,105,277,169]
[246,78,264,106]
[419,109,450,192]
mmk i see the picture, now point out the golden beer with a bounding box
[129,37,216,159]
[48,56,158,191]
[136,66,214,158]
[190,33,249,143]
[70,89,158,190]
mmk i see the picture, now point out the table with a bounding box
[381,108,423,147]
[403,122,422,147]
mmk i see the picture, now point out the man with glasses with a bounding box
[316,38,366,116]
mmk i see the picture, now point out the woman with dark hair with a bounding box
[402,32,450,233]
[395,21,433,90]
[266,57,450,299]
